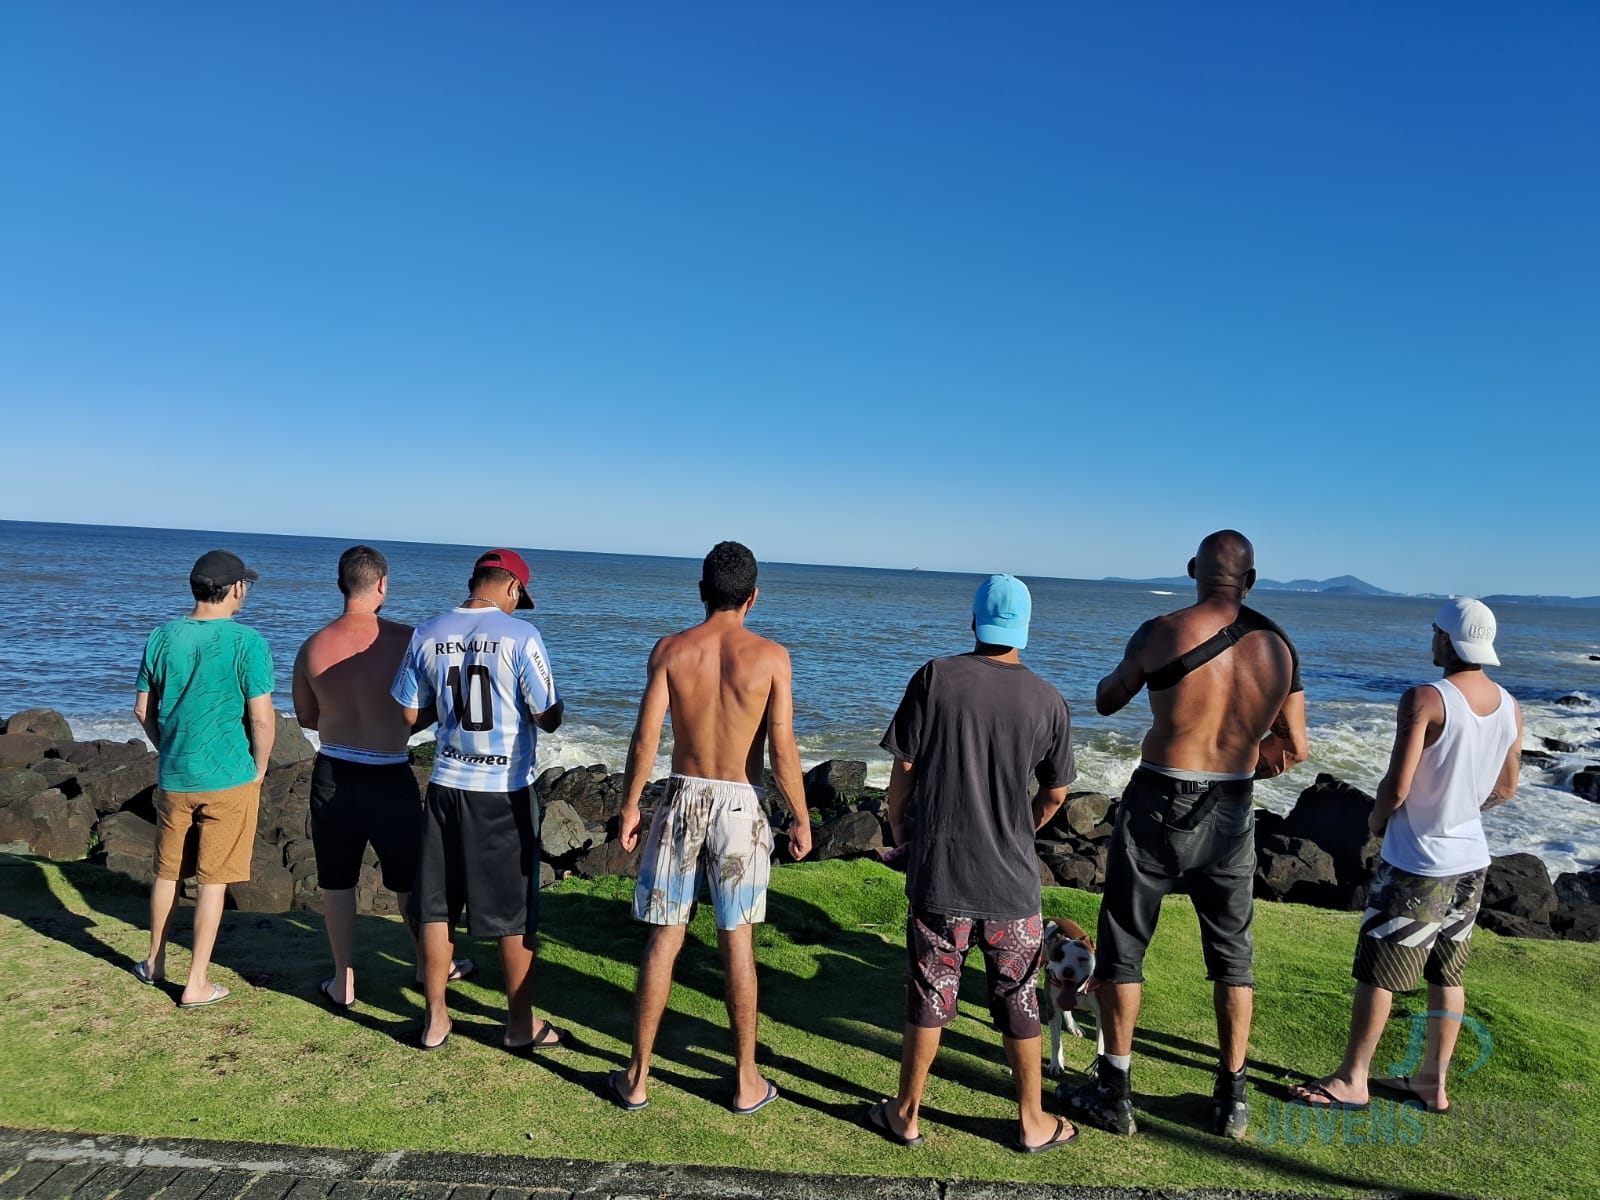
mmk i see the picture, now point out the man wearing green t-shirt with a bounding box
[133,550,276,1009]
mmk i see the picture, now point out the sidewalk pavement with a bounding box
[0,1127,1374,1200]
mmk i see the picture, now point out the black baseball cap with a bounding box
[190,549,259,589]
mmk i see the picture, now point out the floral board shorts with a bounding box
[1353,859,1487,992]
[632,774,774,931]
[905,910,1043,1039]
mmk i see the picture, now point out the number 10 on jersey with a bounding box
[447,664,495,732]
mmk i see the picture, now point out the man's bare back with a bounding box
[654,620,789,786]
[293,614,415,755]
[1097,532,1308,778]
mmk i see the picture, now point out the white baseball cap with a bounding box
[1433,598,1500,666]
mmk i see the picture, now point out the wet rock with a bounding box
[0,733,57,768]
[97,811,158,885]
[1041,849,1099,891]
[1255,835,1340,905]
[804,760,868,820]
[534,765,565,796]
[1050,792,1111,840]
[1520,749,1555,768]
[3,708,73,742]
[1481,853,1557,924]
[1552,903,1600,942]
[1542,737,1578,753]
[1476,909,1555,940]
[1573,769,1600,802]
[268,713,316,769]
[1278,774,1382,884]
[812,810,885,861]
[1553,694,1589,707]
[1555,868,1600,909]
[229,839,296,912]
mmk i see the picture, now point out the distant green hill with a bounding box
[1106,573,1393,595]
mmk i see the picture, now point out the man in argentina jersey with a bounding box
[391,548,566,1052]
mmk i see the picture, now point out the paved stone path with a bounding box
[0,1127,1373,1200]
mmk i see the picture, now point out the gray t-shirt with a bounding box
[881,653,1077,920]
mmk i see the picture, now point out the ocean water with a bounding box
[2,520,1598,876]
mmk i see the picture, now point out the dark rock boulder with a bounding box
[1520,749,1556,769]
[812,810,885,861]
[1552,903,1600,942]
[268,713,316,769]
[1255,835,1340,905]
[1555,868,1600,909]
[534,765,565,796]
[544,765,618,823]
[1481,853,1557,924]
[355,864,401,916]
[540,799,593,861]
[77,757,159,816]
[804,760,868,820]
[1278,775,1382,883]
[1574,770,1600,803]
[229,839,296,912]
[31,760,79,793]
[59,739,150,767]
[1039,792,1112,842]
[0,769,51,806]
[1477,909,1555,940]
[97,811,158,885]
[574,838,644,880]
[0,733,57,767]
[0,790,96,859]
[1553,694,1588,707]
[3,708,73,742]
[1542,737,1578,754]
[1041,848,1099,891]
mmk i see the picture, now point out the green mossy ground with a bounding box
[2,854,1592,1198]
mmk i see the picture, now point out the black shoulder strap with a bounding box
[1145,621,1247,692]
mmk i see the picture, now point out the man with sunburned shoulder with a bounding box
[292,545,473,1009]
[608,541,813,1114]
[1062,530,1308,1140]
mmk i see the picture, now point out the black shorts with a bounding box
[408,783,541,940]
[309,755,423,892]
[1095,768,1256,988]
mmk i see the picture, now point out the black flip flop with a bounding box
[1016,1115,1079,1154]
[504,1020,569,1055]
[866,1100,924,1148]
[1373,1075,1450,1114]
[606,1069,648,1112]
[1291,1081,1369,1112]
[318,979,354,1012]
[415,1026,451,1051]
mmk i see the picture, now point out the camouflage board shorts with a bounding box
[1353,859,1487,992]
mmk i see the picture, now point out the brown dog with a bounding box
[1040,917,1103,1076]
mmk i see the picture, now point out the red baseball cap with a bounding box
[475,548,536,609]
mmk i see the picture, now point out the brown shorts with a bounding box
[153,780,261,885]
[906,910,1044,1039]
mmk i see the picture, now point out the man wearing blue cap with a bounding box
[869,574,1080,1154]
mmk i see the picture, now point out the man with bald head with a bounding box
[1062,530,1308,1140]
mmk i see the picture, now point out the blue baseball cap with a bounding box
[973,574,1031,649]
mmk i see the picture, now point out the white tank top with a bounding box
[1382,676,1516,877]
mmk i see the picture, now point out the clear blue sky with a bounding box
[2,3,1595,596]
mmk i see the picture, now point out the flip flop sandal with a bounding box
[1373,1076,1450,1114]
[132,961,162,986]
[606,1069,648,1111]
[1015,1115,1080,1154]
[731,1078,779,1115]
[504,1020,569,1055]
[1291,1081,1369,1112]
[446,958,478,983]
[866,1099,924,1147]
[178,984,231,1010]
[318,978,354,1012]
[416,1026,451,1051]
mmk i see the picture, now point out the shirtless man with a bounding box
[1062,530,1308,1140]
[292,545,471,1009]
[607,541,813,1114]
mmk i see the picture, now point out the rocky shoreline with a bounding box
[1,706,1596,943]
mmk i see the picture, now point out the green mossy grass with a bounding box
[1,854,1592,1198]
